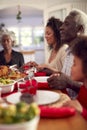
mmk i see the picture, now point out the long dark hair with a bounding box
[46,17,63,51]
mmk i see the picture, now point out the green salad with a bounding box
[0,102,40,124]
[0,78,14,85]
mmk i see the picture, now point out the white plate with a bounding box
[7,90,60,105]
[7,92,22,104]
[36,90,60,105]
[34,76,49,83]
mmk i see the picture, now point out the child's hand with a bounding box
[63,99,83,113]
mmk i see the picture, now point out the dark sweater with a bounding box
[0,50,24,68]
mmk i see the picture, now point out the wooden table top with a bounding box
[37,113,87,130]
[37,90,87,130]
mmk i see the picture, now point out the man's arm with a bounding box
[47,73,81,93]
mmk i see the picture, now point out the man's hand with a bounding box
[47,72,81,92]
[47,72,69,89]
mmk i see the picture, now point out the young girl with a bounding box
[63,36,87,120]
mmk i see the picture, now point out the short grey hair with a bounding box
[1,31,14,42]
[69,9,87,34]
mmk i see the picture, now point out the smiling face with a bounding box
[45,26,56,46]
[60,15,78,43]
[71,56,85,82]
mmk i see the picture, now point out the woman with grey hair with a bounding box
[0,33,24,68]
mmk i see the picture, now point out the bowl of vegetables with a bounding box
[0,102,40,130]
[0,78,16,93]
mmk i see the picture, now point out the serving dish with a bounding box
[0,102,40,130]
[0,116,40,130]
[0,79,16,94]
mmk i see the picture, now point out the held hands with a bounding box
[23,62,49,71]
[36,64,49,71]
[22,62,54,76]
[25,61,38,68]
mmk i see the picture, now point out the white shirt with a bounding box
[62,47,77,99]
[62,47,74,76]
[47,44,68,71]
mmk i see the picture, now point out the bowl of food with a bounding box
[0,102,40,130]
[0,78,16,93]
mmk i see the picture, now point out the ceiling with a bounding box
[0,6,43,19]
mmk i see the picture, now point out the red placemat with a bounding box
[37,82,51,90]
[34,72,46,77]
[39,106,76,118]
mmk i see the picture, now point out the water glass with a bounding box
[17,80,26,92]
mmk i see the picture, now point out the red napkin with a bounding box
[37,82,51,90]
[39,106,76,118]
[34,72,46,77]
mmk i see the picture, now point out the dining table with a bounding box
[1,72,87,130]
[37,90,87,130]
[1,89,87,130]
[37,112,87,130]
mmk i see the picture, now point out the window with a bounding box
[8,26,44,49]
[21,27,32,47]
[33,27,44,45]
[49,8,67,21]
[8,27,19,45]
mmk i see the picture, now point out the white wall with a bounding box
[47,0,87,7]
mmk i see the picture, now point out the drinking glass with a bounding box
[26,69,38,101]
[17,79,26,92]
[27,67,35,87]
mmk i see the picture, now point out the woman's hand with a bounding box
[36,64,49,71]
